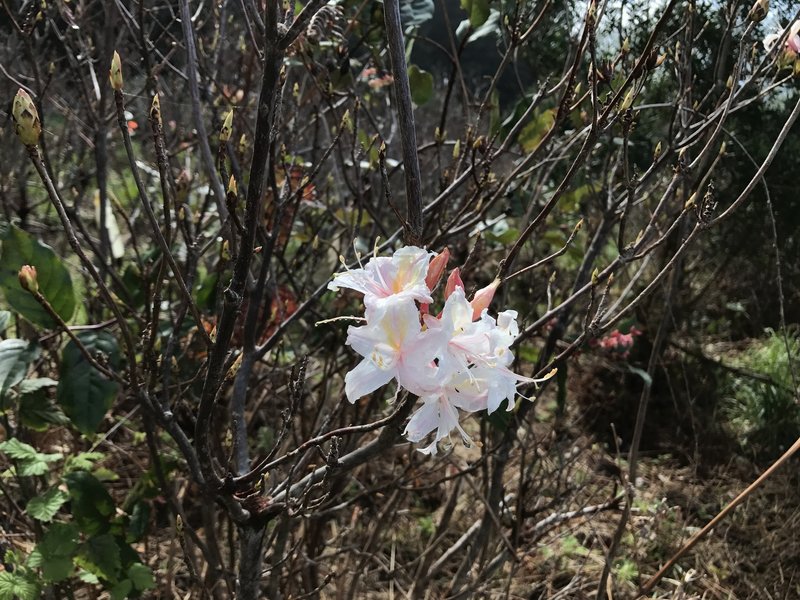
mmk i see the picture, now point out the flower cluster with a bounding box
[589,326,642,360]
[328,246,554,455]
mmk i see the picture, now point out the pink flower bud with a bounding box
[470,279,500,320]
[444,268,463,299]
[425,248,450,291]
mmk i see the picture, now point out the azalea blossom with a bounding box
[328,246,433,308]
[328,244,557,456]
[343,298,442,401]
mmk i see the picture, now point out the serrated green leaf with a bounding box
[65,471,115,535]
[408,65,434,106]
[0,226,77,328]
[37,522,79,582]
[0,438,62,476]
[57,331,121,434]
[76,534,121,582]
[19,386,71,432]
[64,451,105,473]
[110,579,133,600]
[399,0,434,26]
[460,0,489,28]
[0,339,40,402]
[127,562,155,591]
[27,487,69,522]
[0,571,40,600]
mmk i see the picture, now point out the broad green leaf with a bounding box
[0,572,39,600]
[128,563,155,591]
[37,522,79,582]
[0,438,62,476]
[408,65,434,105]
[519,108,556,152]
[460,0,490,28]
[126,501,150,543]
[76,534,122,583]
[57,331,121,434]
[27,487,70,522]
[65,471,115,535]
[0,226,77,328]
[0,339,40,402]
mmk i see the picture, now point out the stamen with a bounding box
[315,315,367,326]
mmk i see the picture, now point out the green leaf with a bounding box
[19,385,71,431]
[57,331,121,434]
[126,501,150,543]
[399,0,434,26]
[27,487,70,522]
[76,534,121,582]
[0,226,77,328]
[64,451,105,473]
[628,365,653,387]
[110,580,133,600]
[519,108,556,152]
[408,65,434,106]
[0,572,40,600]
[65,471,115,535]
[0,339,40,402]
[37,522,79,582]
[0,438,62,476]
[127,563,155,591]
[460,0,490,28]
[19,377,57,394]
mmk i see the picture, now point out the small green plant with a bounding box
[723,329,800,454]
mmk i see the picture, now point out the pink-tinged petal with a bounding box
[425,248,450,291]
[789,34,800,53]
[344,359,395,402]
[470,279,500,321]
[445,268,464,298]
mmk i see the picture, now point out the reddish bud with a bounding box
[444,268,464,299]
[470,279,500,320]
[425,248,450,291]
[18,265,39,294]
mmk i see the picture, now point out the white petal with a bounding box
[344,359,394,402]
[404,397,441,442]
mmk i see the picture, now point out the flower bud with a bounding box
[18,265,39,294]
[470,279,500,320]
[220,109,234,143]
[444,268,464,299]
[150,93,162,126]
[109,50,123,91]
[425,248,449,291]
[12,89,42,146]
[748,0,768,23]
